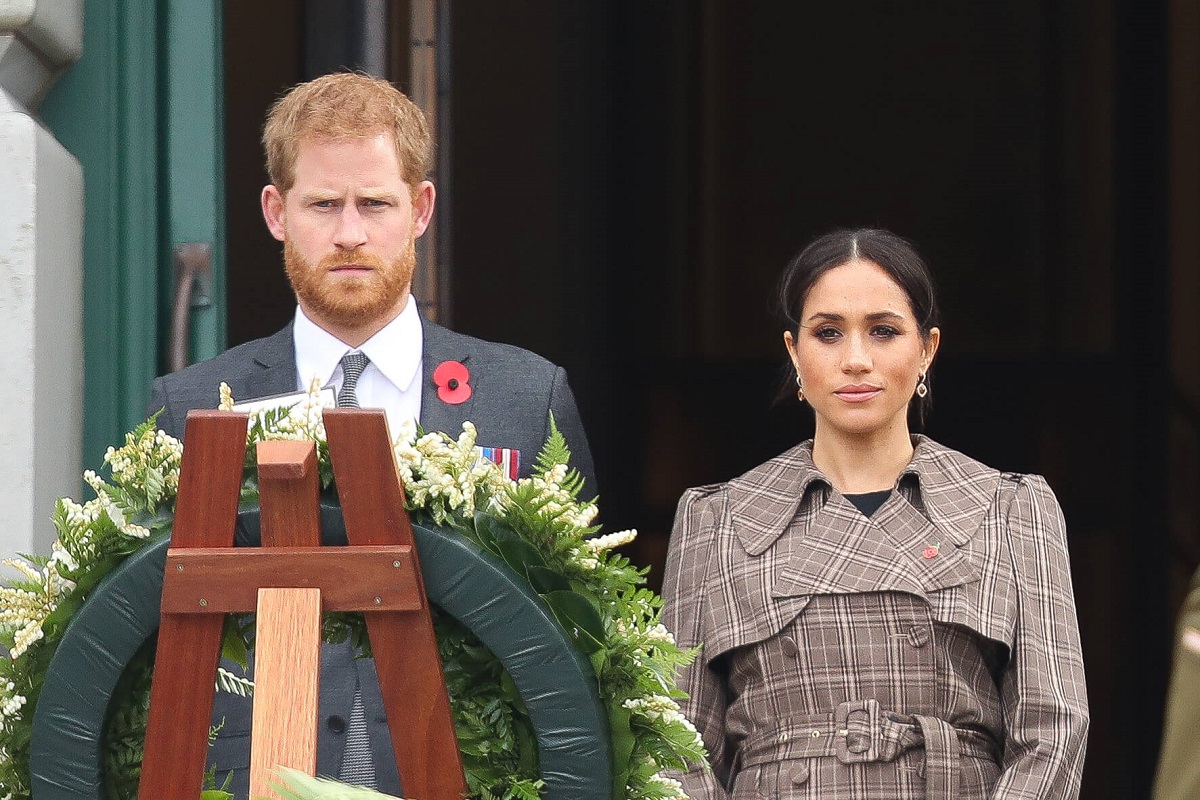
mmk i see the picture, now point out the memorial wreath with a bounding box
[0,384,706,800]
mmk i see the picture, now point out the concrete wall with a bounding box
[0,0,83,557]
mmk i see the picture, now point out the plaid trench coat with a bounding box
[662,436,1089,799]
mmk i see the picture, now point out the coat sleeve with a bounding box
[1152,567,1200,800]
[660,487,731,800]
[545,365,598,498]
[994,474,1090,798]
[147,375,184,440]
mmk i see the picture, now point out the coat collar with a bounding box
[727,435,1000,558]
[698,436,1000,658]
[254,314,482,438]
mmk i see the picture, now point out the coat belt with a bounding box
[738,699,997,799]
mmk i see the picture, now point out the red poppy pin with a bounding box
[921,544,940,559]
[433,360,472,404]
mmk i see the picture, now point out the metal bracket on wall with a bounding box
[170,243,213,372]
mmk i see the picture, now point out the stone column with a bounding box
[0,0,84,557]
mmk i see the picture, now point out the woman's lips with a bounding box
[834,385,882,402]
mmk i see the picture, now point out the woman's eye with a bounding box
[872,325,901,339]
[814,327,841,341]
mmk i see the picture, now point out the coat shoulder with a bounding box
[147,327,295,437]
[912,436,1005,480]
[154,327,292,389]
[426,322,560,377]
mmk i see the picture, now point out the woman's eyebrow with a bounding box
[804,310,906,323]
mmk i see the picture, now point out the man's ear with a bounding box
[262,185,286,242]
[410,181,437,238]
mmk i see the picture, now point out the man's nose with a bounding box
[332,205,368,248]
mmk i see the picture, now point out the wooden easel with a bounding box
[137,409,467,800]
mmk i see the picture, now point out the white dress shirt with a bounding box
[292,296,423,436]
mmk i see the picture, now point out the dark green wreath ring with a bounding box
[29,505,612,800]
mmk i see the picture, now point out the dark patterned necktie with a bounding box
[337,352,370,408]
[338,677,377,787]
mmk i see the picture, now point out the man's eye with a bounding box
[313,200,337,209]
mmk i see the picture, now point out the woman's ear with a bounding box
[922,326,942,372]
[783,330,802,376]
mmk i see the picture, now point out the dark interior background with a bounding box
[223,2,1200,797]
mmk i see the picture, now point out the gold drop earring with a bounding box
[796,375,805,402]
[916,373,928,398]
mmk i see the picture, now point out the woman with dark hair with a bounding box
[662,228,1089,798]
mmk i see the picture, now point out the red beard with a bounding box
[284,237,416,331]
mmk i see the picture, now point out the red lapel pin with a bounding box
[433,360,472,404]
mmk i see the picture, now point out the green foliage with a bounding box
[434,611,539,795]
[532,415,588,502]
[0,417,182,800]
[1,410,707,800]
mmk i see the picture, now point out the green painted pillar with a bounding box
[40,0,225,469]
[161,0,227,366]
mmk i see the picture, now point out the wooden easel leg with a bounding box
[250,587,322,800]
[367,612,465,799]
[323,409,468,798]
[139,615,225,799]
[140,411,248,800]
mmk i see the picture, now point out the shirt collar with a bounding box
[292,296,424,393]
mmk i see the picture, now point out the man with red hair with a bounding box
[148,71,595,796]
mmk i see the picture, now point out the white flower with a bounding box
[9,620,44,660]
[644,623,676,645]
[585,529,638,553]
[622,694,700,736]
[648,773,686,797]
[0,683,26,719]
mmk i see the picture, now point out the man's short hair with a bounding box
[262,71,433,193]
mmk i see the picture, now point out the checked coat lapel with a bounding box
[703,437,996,661]
[771,489,980,603]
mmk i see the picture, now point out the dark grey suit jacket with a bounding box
[147,316,596,796]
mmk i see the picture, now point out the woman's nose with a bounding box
[842,334,872,372]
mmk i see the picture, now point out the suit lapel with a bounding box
[418,318,477,437]
[245,325,301,398]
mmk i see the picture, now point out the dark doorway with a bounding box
[447,4,1172,797]
[223,3,1189,796]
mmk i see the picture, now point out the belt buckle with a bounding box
[834,698,884,764]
